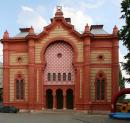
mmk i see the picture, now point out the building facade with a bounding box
[0,62,3,89]
[1,8,119,111]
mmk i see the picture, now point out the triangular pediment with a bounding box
[37,17,81,40]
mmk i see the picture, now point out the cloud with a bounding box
[17,6,48,33]
[62,7,93,32]
[22,6,34,12]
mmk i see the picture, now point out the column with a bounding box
[112,38,119,96]
[74,66,80,110]
[28,39,35,109]
[83,24,91,109]
[63,93,66,110]
[112,26,119,97]
[53,92,56,110]
[3,42,9,104]
[83,37,91,106]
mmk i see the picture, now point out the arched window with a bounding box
[53,73,56,81]
[48,73,51,81]
[95,72,106,100]
[16,79,24,100]
[63,73,66,81]
[58,73,61,81]
[68,73,71,81]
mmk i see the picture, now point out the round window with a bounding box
[57,53,62,58]
[97,54,104,61]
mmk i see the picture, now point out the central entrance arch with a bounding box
[56,89,63,109]
[66,89,73,109]
[46,89,53,109]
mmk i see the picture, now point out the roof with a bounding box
[15,32,29,37]
[14,25,109,38]
[90,25,109,34]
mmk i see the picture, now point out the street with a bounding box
[0,111,129,123]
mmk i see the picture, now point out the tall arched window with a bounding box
[16,79,24,100]
[68,73,71,81]
[95,72,106,100]
[58,73,61,81]
[48,73,51,81]
[63,73,66,81]
[53,73,56,81]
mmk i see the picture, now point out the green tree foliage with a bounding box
[119,70,125,89]
[118,70,125,102]
[119,0,130,82]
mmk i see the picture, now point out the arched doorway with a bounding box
[46,89,53,109]
[56,89,63,109]
[66,89,73,109]
[111,88,130,112]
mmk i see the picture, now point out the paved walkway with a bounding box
[0,112,129,123]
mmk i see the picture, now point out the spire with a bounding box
[29,26,34,34]
[3,30,9,39]
[55,6,63,17]
[113,25,118,35]
[84,23,90,33]
[26,26,36,40]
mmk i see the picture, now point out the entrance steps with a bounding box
[41,109,76,114]
[19,109,110,115]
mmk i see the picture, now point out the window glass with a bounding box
[101,79,105,100]
[63,73,66,81]
[58,73,61,81]
[96,79,100,100]
[53,73,56,81]
[48,73,51,81]
[68,73,71,81]
[16,79,24,100]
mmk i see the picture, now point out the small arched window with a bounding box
[48,73,51,81]
[63,73,66,81]
[58,73,61,81]
[53,73,56,81]
[68,73,71,81]
[16,79,24,100]
[95,72,106,100]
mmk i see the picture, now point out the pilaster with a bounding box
[28,38,35,109]
[82,24,92,109]
[112,26,119,98]
[3,42,9,103]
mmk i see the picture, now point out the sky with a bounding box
[0,0,129,96]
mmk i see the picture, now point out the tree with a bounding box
[119,70,125,89]
[119,0,130,82]
[118,70,126,102]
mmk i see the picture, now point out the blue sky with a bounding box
[0,0,129,92]
[0,0,123,36]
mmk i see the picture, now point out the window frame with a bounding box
[63,73,66,81]
[95,72,107,101]
[58,73,61,81]
[15,72,25,101]
[48,73,51,81]
[53,73,56,81]
[68,73,71,81]
[15,79,25,100]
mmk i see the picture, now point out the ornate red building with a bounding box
[1,7,119,111]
